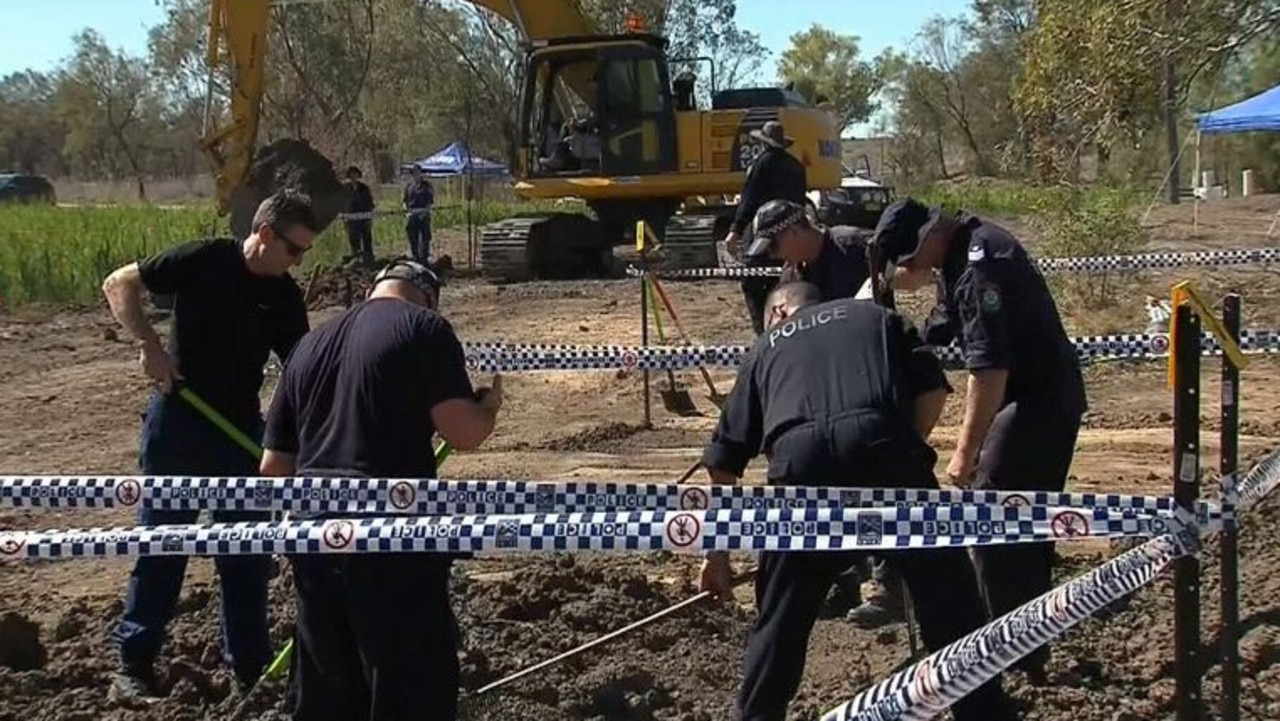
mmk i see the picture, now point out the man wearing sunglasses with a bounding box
[100,190,318,703]
[260,259,502,721]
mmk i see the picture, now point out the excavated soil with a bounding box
[3,197,1280,719]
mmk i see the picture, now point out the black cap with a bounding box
[870,197,944,266]
[745,199,808,258]
[372,259,444,297]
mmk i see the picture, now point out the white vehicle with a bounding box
[806,157,894,229]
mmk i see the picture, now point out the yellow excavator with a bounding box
[202,0,843,281]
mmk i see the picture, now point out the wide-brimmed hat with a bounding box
[744,199,809,258]
[869,197,945,267]
[749,121,794,149]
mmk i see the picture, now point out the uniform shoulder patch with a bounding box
[968,242,986,262]
[979,283,1002,312]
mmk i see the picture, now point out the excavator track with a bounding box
[479,216,540,282]
[656,213,723,270]
[479,212,614,283]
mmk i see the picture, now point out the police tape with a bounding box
[338,208,434,221]
[459,329,1280,373]
[0,502,1215,562]
[823,447,1280,720]
[629,246,1280,281]
[0,475,1219,520]
[821,514,1198,721]
[1236,446,1280,512]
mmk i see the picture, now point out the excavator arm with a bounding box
[200,0,605,218]
[201,0,270,217]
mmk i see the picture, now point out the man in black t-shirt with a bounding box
[261,259,501,721]
[699,282,1016,721]
[343,165,376,266]
[870,196,1088,684]
[100,190,317,702]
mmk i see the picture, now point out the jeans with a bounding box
[406,213,432,263]
[111,392,273,685]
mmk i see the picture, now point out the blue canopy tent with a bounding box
[1192,83,1280,236]
[402,142,510,178]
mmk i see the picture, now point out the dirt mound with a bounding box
[543,422,651,452]
[228,138,350,240]
[0,613,45,672]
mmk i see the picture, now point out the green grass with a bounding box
[0,199,564,308]
[912,182,1146,223]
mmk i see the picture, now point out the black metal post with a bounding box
[1173,303,1202,721]
[640,269,651,428]
[1220,293,1242,721]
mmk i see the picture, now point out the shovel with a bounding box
[647,275,727,409]
[644,276,699,417]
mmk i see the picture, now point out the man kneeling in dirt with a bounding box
[698,281,1018,721]
[101,190,316,702]
[260,259,502,720]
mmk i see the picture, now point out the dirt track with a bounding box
[2,197,1280,720]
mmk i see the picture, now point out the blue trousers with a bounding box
[406,214,432,263]
[111,392,273,685]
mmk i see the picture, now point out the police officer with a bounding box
[722,121,807,335]
[742,198,876,302]
[343,165,375,266]
[744,198,905,627]
[869,196,1087,685]
[261,259,502,720]
[699,281,1017,721]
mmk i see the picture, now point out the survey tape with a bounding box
[821,509,1200,721]
[0,503,1207,562]
[0,476,1221,522]
[338,208,436,221]
[632,246,1280,281]
[459,329,1280,374]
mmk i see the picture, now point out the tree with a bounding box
[777,24,884,133]
[0,71,65,175]
[57,30,157,199]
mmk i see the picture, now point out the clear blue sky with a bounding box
[0,0,974,134]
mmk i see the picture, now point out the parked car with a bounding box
[807,156,894,230]
[0,174,56,205]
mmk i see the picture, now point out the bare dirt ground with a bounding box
[1,196,1280,720]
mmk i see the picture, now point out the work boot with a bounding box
[108,667,162,705]
[819,581,863,618]
[846,577,905,629]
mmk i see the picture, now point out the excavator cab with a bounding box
[523,35,679,179]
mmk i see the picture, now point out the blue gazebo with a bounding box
[402,142,509,178]
[1193,83,1280,236]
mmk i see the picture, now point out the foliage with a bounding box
[777,25,884,132]
[0,199,562,307]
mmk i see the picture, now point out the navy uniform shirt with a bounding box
[928,213,1087,417]
[780,225,874,301]
[263,298,475,516]
[732,146,807,236]
[702,297,949,480]
[403,178,434,210]
[137,238,308,423]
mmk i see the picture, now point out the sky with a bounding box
[0,0,975,133]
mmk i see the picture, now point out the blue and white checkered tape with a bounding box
[0,503,1214,562]
[458,329,1280,373]
[0,475,1217,521]
[821,510,1199,721]
[630,246,1280,281]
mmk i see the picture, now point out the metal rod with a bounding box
[472,568,756,697]
[1220,293,1242,721]
[641,269,652,428]
[1173,303,1203,721]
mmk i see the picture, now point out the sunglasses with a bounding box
[271,224,312,258]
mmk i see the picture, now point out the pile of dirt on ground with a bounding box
[542,422,652,453]
[229,138,350,240]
